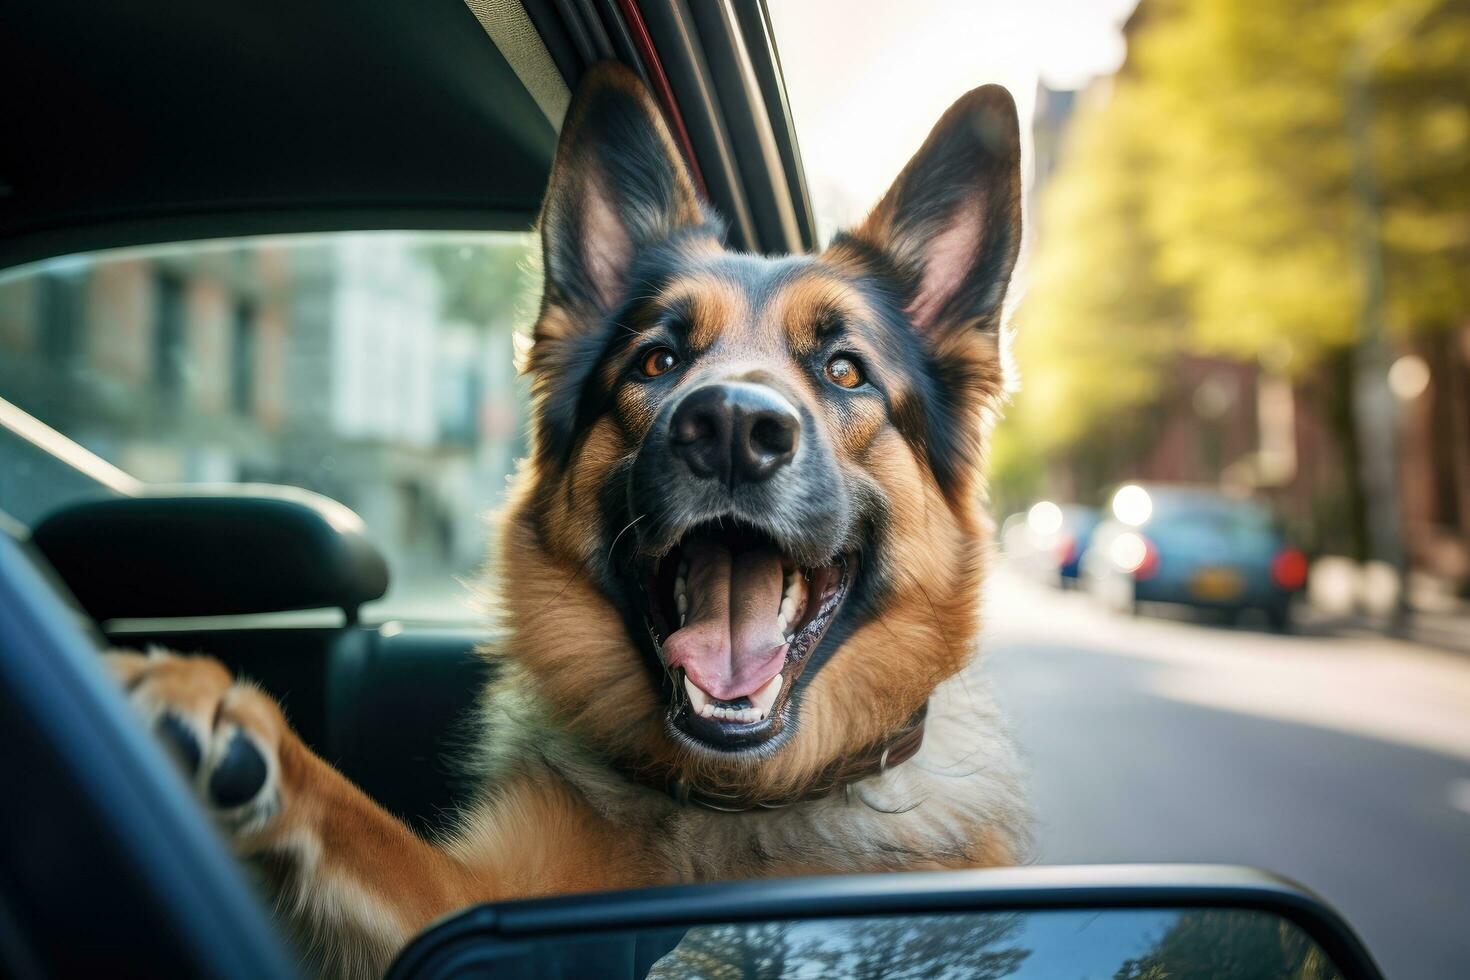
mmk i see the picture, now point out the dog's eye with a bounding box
[825,356,864,389]
[640,347,680,378]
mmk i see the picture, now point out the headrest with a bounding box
[31,485,389,622]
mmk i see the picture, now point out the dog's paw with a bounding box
[106,650,287,840]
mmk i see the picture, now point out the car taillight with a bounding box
[1056,532,1077,565]
[1272,548,1308,590]
[1135,537,1159,580]
[1110,532,1159,580]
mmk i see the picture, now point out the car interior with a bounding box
[1,0,815,835]
[0,1,816,973]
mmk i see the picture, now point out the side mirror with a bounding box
[387,865,1383,980]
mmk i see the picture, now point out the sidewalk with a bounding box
[986,566,1470,763]
[1303,557,1470,656]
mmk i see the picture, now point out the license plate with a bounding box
[1192,568,1243,600]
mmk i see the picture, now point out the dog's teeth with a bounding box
[676,593,688,616]
[776,613,788,634]
[750,673,783,716]
[780,569,806,631]
[684,677,709,714]
[690,688,775,725]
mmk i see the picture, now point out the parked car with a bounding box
[1000,501,1099,589]
[1083,483,1308,631]
[1055,504,1101,588]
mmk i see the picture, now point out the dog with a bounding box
[108,62,1028,978]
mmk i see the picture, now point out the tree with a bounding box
[994,0,1470,561]
[1113,909,1340,980]
[646,913,1030,980]
[993,74,1184,509]
[417,236,539,331]
[1008,76,1182,456]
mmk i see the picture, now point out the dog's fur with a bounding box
[111,63,1028,978]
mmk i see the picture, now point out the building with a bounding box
[0,232,531,613]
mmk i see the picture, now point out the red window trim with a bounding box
[613,0,710,198]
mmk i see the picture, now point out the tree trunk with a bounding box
[1324,347,1370,563]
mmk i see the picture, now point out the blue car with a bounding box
[1056,504,1101,587]
[1083,484,1307,632]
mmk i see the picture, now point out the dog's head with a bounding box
[502,64,1021,793]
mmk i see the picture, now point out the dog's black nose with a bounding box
[671,382,800,485]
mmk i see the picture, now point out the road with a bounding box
[982,568,1470,980]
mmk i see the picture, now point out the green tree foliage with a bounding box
[418,237,539,330]
[647,913,1029,980]
[1137,0,1469,357]
[996,0,1470,491]
[1007,78,1184,454]
[1113,909,1342,980]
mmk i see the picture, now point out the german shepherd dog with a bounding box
[109,63,1028,977]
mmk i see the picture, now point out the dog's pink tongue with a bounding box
[664,540,787,701]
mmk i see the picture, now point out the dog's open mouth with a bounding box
[641,522,852,750]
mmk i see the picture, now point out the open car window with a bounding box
[0,232,537,622]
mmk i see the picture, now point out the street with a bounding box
[983,568,1470,980]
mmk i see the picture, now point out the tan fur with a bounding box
[111,67,1030,979]
[108,299,1023,980]
[108,307,1023,979]
[663,274,751,352]
[109,295,1022,978]
[767,273,872,358]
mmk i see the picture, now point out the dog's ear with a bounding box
[536,62,715,335]
[832,84,1022,340]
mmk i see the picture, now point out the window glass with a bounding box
[0,232,537,621]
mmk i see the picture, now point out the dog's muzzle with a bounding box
[623,380,856,751]
[669,381,800,488]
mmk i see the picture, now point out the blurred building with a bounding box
[0,235,528,609]
[1030,83,1078,207]
[1397,331,1470,589]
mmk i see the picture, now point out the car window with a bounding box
[0,232,537,621]
[1150,499,1274,536]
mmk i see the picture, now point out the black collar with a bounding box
[643,703,930,813]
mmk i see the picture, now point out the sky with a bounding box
[768,0,1140,237]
